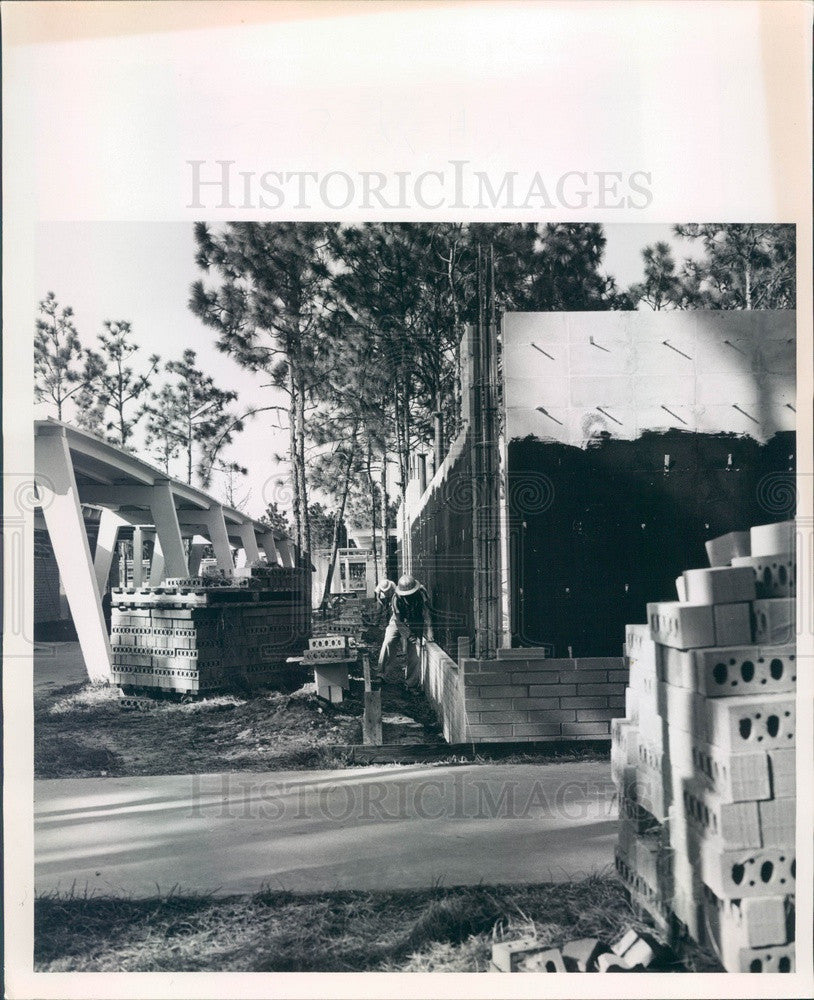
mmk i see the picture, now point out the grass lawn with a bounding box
[35,875,722,973]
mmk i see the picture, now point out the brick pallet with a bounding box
[111,577,309,694]
[612,520,796,972]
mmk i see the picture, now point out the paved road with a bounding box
[35,762,617,897]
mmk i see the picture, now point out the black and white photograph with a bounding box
[3,3,812,998]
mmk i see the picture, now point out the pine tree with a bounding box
[189,222,335,560]
[76,320,160,446]
[673,224,795,309]
[34,292,87,420]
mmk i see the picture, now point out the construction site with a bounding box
[29,223,799,975]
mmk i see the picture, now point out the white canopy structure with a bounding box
[34,419,296,682]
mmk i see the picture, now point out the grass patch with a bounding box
[34,875,722,973]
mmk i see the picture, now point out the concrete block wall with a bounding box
[421,641,626,743]
[421,641,468,744]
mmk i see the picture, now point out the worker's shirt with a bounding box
[391,587,431,635]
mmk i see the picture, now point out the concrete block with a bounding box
[683,566,756,605]
[577,708,618,722]
[516,948,567,973]
[750,521,796,558]
[705,530,751,567]
[734,943,795,974]
[468,724,514,738]
[656,681,697,734]
[504,657,572,673]
[561,720,611,736]
[561,937,607,972]
[648,601,715,648]
[701,887,790,953]
[512,722,564,737]
[758,797,796,848]
[576,656,624,671]
[609,694,626,709]
[317,683,344,704]
[532,684,576,697]
[491,936,545,972]
[610,928,639,957]
[713,602,753,646]
[676,574,687,601]
[561,695,608,709]
[527,708,575,722]
[473,685,528,699]
[470,672,514,686]
[690,643,797,698]
[478,711,520,724]
[512,696,561,710]
[558,669,608,684]
[681,778,762,848]
[731,553,796,599]
[768,748,795,798]
[655,644,696,689]
[578,683,618,696]
[512,672,560,685]
[596,951,632,972]
[687,735,772,802]
[702,693,795,752]
[691,834,795,899]
[624,686,639,719]
[464,697,513,712]
[752,598,796,645]
[608,669,630,683]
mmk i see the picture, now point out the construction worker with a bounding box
[377,574,433,691]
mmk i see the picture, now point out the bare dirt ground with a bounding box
[34,652,445,779]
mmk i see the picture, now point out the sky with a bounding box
[34,222,704,520]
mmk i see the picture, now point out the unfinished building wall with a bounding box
[503,310,796,657]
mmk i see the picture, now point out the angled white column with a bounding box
[35,428,112,684]
[203,505,234,572]
[276,537,295,568]
[259,532,279,566]
[94,508,126,593]
[149,480,187,579]
[236,523,261,565]
[188,542,207,576]
[131,526,144,587]
[149,536,166,586]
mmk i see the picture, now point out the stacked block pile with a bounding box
[612,520,796,972]
[302,635,359,703]
[110,569,309,694]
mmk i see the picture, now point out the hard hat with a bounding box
[396,574,420,596]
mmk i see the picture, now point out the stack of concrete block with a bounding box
[463,652,627,742]
[303,635,359,703]
[612,520,796,972]
[110,581,308,694]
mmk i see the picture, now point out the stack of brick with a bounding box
[612,520,796,972]
[302,635,358,703]
[462,653,627,742]
[110,576,309,694]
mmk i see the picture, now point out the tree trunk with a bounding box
[286,366,302,551]
[380,446,389,582]
[295,362,310,559]
[367,435,379,587]
[321,427,358,605]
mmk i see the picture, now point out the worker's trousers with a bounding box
[377,617,422,689]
